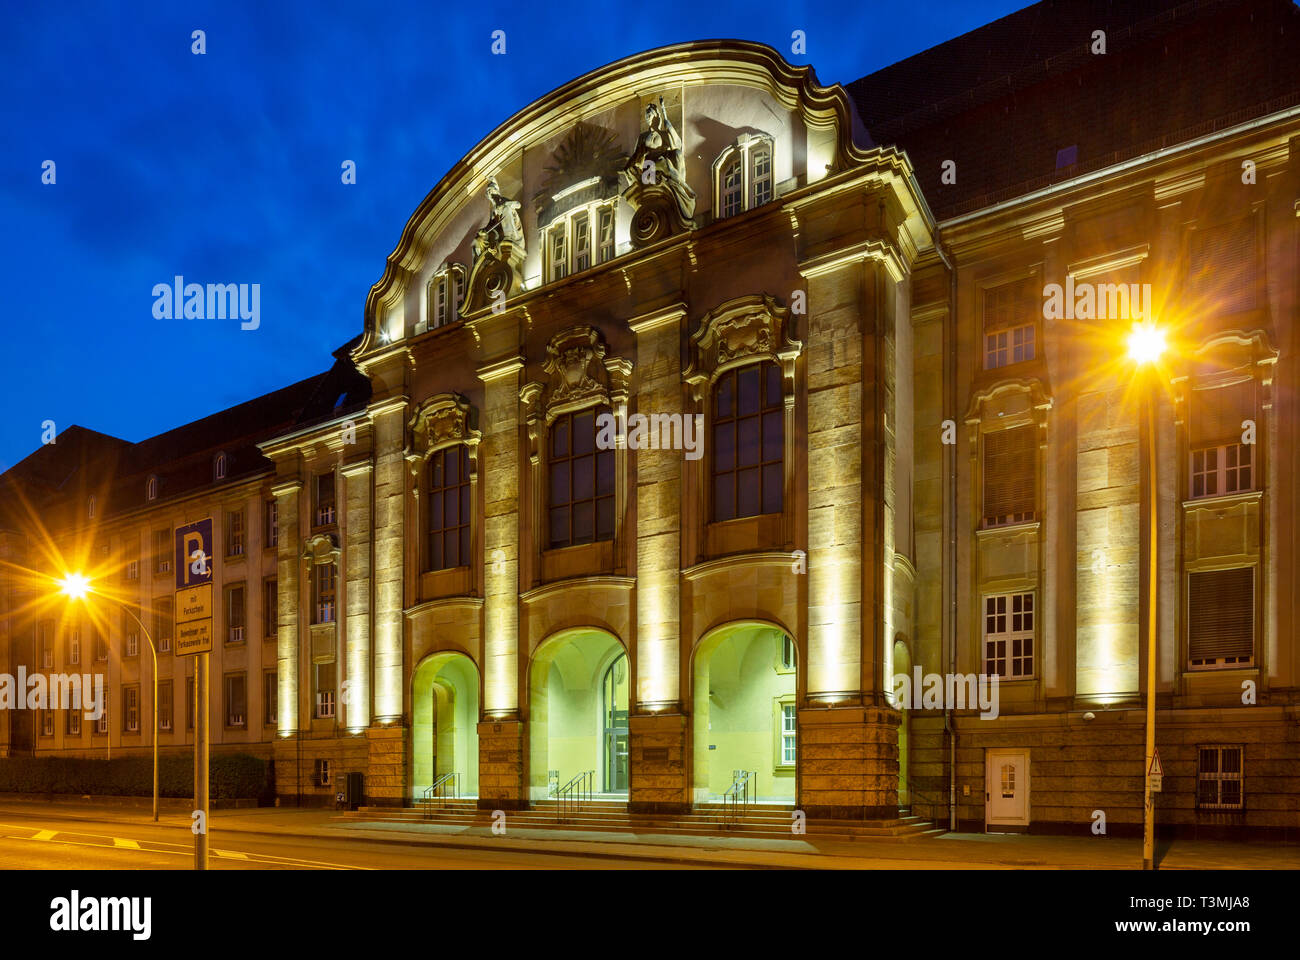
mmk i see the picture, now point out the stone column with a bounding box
[367,398,407,804]
[628,305,688,814]
[342,460,372,733]
[271,478,302,798]
[476,356,524,808]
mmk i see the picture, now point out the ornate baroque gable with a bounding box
[405,392,482,497]
[684,294,802,401]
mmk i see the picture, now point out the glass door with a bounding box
[602,654,629,793]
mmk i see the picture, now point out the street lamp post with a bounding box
[1127,323,1166,871]
[58,574,160,822]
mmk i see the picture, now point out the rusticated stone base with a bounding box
[628,711,690,815]
[364,725,407,806]
[797,704,900,819]
[477,719,526,810]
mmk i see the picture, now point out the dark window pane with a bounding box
[549,506,569,547]
[446,449,460,485]
[763,410,783,460]
[738,367,760,415]
[714,474,734,522]
[445,489,459,525]
[459,526,470,565]
[765,363,782,405]
[552,418,569,457]
[460,485,470,522]
[738,417,760,466]
[716,374,733,418]
[737,467,760,517]
[574,411,594,455]
[714,423,734,471]
[597,497,614,540]
[443,530,458,567]
[762,463,783,514]
[573,455,594,500]
[430,534,442,570]
[431,491,443,530]
[431,455,443,487]
[574,501,594,543]
[549,461,569,503]
[596,451,614,495]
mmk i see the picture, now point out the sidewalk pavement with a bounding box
[1,799,1295,870]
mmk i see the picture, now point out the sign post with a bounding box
[176,518,214,871]
[1149,748,1163,793]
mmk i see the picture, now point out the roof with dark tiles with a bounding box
[849,0,1300,219]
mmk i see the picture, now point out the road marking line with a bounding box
[113,837,141,849]
[213,849,248,859]
[31,830,57,841]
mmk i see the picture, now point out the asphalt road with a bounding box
[0,809,714,870]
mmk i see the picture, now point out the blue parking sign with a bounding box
[175,518,214,590]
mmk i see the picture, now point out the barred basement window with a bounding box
[984,592,1034,678]
[1197,745,1244,810]
[982,425,1036,527]
[983,279,1037,370]
[547,407,614,548]
[712,361,784,522]
[1187,567,1254,668]
[426,445,471,571]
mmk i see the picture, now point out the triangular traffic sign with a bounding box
[1149,749,1163,776]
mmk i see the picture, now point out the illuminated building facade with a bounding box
[1,0,1297,837]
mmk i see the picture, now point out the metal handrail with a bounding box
[720,769,756,829]
[420,772,460,819]
[555,770,594,822]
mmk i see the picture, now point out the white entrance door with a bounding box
[985,749,1029,828]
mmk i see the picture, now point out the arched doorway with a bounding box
[692,623,796,804]
[528,628,626,801]
[412,652,480,800]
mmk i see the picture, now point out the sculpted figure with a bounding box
[624,97,696,222]
[472,176,524,262]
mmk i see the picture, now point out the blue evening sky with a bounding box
[0,0,1025,471]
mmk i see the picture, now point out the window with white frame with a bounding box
[314,473,336,527]
[714,135,776,219]
[227,583,246,643]
[125,623,138,658]
[429,265,466,329]
[545,202,616,283]
[1190,443,1252,499]
[66,709,81,736]
[315,661,336,719]
[312,564,336,625]
[226,508,245,556]
[67,628,80,665]
[158,681,172,731]
[983,279,1037,370]
[779,701,796,766]
[1188,379,1257,500]
[1197,745,1243,810]
[41,711,54,737]
[983,592,1034,678]
[315,759,332,786]
[1187,566,1254,668]
[96,704,109,734]
[265,498,278,548]
[123,686,139,733]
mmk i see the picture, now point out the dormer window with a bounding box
[146,476,158,502]
[429,265,466,329]
[214,452,227,481]
[713,135,776,219]
[544,193,616,284]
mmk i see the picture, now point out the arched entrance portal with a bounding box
[692,623,796,803]
[528,629,627,801]
[412,652,480,800]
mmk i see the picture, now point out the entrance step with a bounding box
[347,804,937,841]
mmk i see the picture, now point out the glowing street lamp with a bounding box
[1127,322,1165,871]
[56,573,160,822]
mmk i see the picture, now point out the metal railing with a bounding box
[555,770,594,822]
[420,772,460,818]
[720,769,756,829]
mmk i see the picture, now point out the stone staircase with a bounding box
[345,798,942,841]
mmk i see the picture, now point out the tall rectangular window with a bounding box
[1189,380,1256,499]
[264,671,278,727]
[38,621,54,669]
[93,628,108,662]
[226,509,245,557]
[265,499,279,548]
[547,407,615,548]
[721,158,742,218]
[1187,567,1254,668]
[158,681,173,731]
[123,685,139,733]
[427,445,471,571]
[1190,219,1256,315]
[66,708,81,736]
[41,711,55,737]
[780,703,796,765]
[712,362,784,522]
[597,207,615,263]
[227,583,246,643]
[983,425,1036,527]
[263,578,278,638]
[315,662,336,719]
[750,144,773,207]
[312,564,336,624]
[549,227,568,282]
[153,529,171,575]
[314,472,336,527]
[1197,745,1244,810]
[983,280,1037,370]
[984,592,1034,678]
[573,212,591,272]
[67,627,80,666]
[154,598,172,653]
[124,609,138,657]
[225,673,246,728]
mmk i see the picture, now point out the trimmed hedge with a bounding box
[0,753,270,800]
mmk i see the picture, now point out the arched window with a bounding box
[145,476,158,502]
[426,444,471,570]
[429,264,466,329]
[711,361,784,521]
[214,452,227,481]
[548,406,615,548]
[713,135,776,219]
[545,201,617,283]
